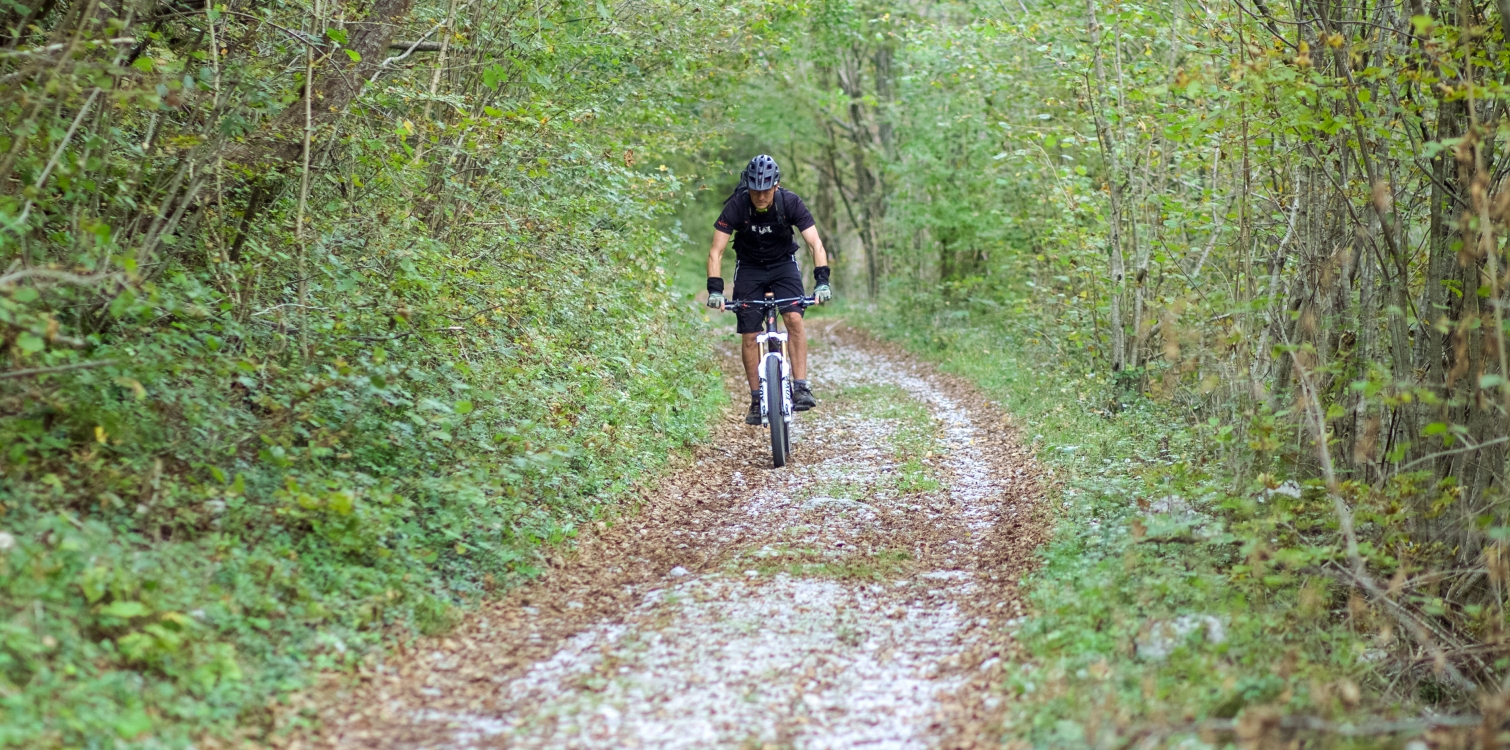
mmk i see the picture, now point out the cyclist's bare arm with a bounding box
[708,230,732,310]
[800,226,828,268]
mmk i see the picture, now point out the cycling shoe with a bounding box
[792,383,817,411]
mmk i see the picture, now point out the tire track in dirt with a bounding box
[311,324,1049,749]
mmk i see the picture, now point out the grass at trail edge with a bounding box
[1,276,726,748]
[835,297,1419,749]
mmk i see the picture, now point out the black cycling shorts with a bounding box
[732,257,805,334]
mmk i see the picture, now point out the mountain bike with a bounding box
[724,293,814,468]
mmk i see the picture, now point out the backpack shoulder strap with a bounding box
[775,187,789,228]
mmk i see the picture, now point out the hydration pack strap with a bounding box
[724,179,791,228]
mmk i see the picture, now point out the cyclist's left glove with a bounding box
[707,277,726,309]
[813,266,832,304]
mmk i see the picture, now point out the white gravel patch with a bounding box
[819,346,1008,541]
[429,572,976,748]
[412,339,1015,749]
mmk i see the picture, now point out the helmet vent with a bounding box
[743,154,780,190]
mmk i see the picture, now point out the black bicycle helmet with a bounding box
[744,154,780,190]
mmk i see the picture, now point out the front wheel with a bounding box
[766,356,787,468]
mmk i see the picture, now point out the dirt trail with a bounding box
[314,325,1049,749]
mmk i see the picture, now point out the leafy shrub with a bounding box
[0,0,750,742]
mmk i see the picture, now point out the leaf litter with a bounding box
[311,324,1050,749]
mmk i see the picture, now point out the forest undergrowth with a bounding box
[0,0,769,744]
[854,298,1472,748]
[10,0,1510,743]
[730,0,1510,741]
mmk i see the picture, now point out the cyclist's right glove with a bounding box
[813,266,832,304]
[707,277,726,309]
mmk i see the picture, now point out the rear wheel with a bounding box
[766,356,787,468]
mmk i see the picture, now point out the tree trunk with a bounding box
[1088,0,1127,373]
[225,0,416,168]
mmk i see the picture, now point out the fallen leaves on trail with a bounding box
[305,325,1050,749]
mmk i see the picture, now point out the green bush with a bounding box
[0,0,748,742]
[0,223,723,745]
[863,292,1429,747]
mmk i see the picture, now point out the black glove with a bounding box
[814,266,830,285]
[706,277,725,309]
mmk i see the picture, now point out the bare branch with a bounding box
[1397,436,1510,471]
[0,268,120,288]
[1286,344,1476,689]
[0,37,137,59]
[0,359,119,381]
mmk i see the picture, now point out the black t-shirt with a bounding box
[713,188,816,266]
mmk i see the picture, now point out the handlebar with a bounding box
[721,296,816,311]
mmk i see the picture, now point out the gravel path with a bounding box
[314,325,1048,749]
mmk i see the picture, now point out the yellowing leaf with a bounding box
[159,611,196,628]
[101,601,148,618]
[79,566,109,603]
[115,377,146,399]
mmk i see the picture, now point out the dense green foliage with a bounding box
[10,0,1510,740]
[727,0,1510,739]
[865,306,1394,747]
[0,0,755,743]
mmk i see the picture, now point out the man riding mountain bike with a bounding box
[706,154,833,425]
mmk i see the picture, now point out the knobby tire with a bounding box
[766,356,787,468]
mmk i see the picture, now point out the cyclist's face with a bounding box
[750,185,776,210]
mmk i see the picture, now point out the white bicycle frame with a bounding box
[755,330,792,427]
